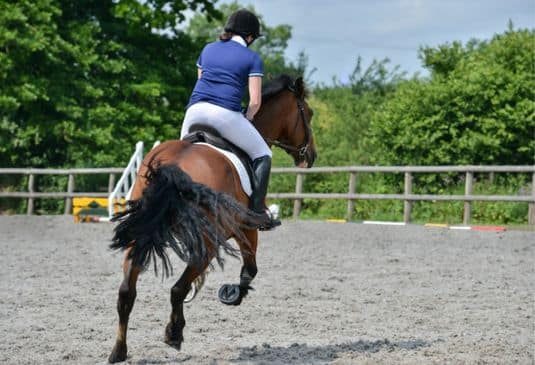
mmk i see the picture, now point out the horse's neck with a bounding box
[253,99,285,142]
[252,118,272,140]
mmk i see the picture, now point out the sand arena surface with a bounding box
[0,215,533,364]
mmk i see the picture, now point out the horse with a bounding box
[107,74,317,363]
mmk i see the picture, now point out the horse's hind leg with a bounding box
[109,248,141,363]
[165,263,208,350]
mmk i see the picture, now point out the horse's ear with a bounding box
[294,76,305,99]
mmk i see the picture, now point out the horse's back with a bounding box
[132,140,247,203]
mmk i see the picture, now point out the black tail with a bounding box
[110,164,262,277]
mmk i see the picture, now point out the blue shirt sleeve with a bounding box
[249,53,263,77]
[196,48,204,69]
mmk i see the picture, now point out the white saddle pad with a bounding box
[196,143,252,196]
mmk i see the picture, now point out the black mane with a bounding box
[262,74,297,101]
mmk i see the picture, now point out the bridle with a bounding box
[265,86,312,158]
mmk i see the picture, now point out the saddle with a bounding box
[182,124,255,188]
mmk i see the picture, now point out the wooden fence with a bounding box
[268,165,535,225]
[0,168,123,215]
[0,166,534,225]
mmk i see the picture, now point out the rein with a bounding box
[265,86,312,157]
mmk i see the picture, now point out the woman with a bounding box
[180,9,280,230]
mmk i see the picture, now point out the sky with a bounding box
[219,0,534,84]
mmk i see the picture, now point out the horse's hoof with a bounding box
[164,338,183,351]
[218,284,242,305]
[164,323,183,351]
[108,343,127,363]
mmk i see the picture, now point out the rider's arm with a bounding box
[246,76,262,121]
[197,68,202,79]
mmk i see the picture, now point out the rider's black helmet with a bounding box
[224,9,262,39]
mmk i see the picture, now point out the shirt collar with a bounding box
[231,35,247,47]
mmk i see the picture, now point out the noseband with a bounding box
[265,86,312,158]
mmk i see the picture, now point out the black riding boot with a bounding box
[251,156,281,230]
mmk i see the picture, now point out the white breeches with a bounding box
[180,102,272,160]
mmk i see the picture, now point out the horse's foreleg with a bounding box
[239,229,259,290]
[218,229,258,306]
[165,263,208,350]
[109,248,141,363]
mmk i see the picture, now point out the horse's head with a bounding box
[255,75,317,168]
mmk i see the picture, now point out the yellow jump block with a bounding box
[73,197,126,222]
[424,223,449,228]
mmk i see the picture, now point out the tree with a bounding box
[347,56,406,96]
[0,0,218,168]
[310,57,405,166]
[367,26,535,166]
[418,40,472,78]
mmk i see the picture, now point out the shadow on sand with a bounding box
[128,338,431,364]
[233,338,431,364]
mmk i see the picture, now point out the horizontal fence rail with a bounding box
[0,166,534,224]
[270,166,535,173]
[0,168,124,175]
[268,165,535,225]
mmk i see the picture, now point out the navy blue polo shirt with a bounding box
[187,39,264,112]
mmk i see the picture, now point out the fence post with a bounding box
[64,174,75,214]
[108,173,116,193]
[529,172,535,225]
[293,173,304,219]
[347,172,357,221]
[403,172,412,223]
[27,173,35,215]
[463,171,474,225]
